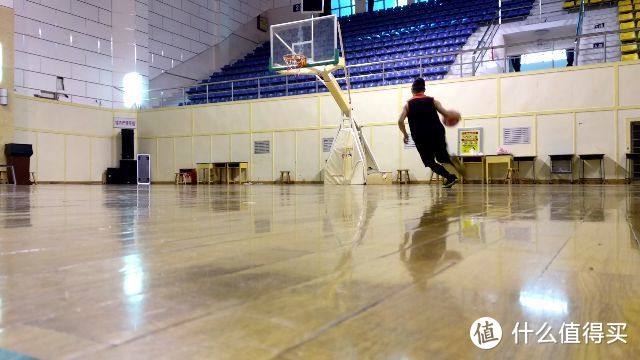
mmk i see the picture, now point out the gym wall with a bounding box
[12,96,134,182]
[137,61,640,183]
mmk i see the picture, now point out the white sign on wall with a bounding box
[503,127,531,145]
[114,117,137,129]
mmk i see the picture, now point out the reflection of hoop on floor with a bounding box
[283,53,307,74]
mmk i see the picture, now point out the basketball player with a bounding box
[397,78,464,188]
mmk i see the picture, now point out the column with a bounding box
[0,1,14,163]
[111,0,149,109]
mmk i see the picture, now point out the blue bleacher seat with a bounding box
[186,0,535,105]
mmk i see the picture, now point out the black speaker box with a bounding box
[106,168,122,184]
[120,160,137,184]
[121,129,134,160]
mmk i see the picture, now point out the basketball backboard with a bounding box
[270,15,339,71]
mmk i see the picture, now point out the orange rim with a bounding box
[283,53,307,69]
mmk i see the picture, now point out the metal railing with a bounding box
[574,0,586,63]
[145,26,638,109]
[473,12,502,76]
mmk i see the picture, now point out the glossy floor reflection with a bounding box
[0,184,639,359]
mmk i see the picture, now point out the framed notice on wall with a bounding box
[458,128,482,155]
[257,15,268,32]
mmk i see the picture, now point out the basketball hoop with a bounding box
[283,53,307,74]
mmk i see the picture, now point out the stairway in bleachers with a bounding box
[578,5,622,64]
[183,0,535,106]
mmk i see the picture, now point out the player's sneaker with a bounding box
[442,176,458,188]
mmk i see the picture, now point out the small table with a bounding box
[0,165,17,185]
[213,162,228,183]
[578,154,605,184]
[485,155,513,184]
[514,156,536,183]
[196,163,214,184]
[456,155,485,184]
[625,153,640,183]
[226,162,249,184]
[549,154,574,183]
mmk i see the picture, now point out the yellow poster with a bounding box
[459,129,481,154]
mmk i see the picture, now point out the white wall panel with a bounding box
[619,64,640,107]
[274,132,295,181]
[13,98,115,136]
[320,94,342,126]
[371,125,400,173]
[230,133,251,162]
[252,97,318,130]
[37,132,65,181]
[576,111,616,179]
[501,67,615,114]
[193,103,250,133]
[212,134,230,162]
[296,130,320,181]
[193,135,211,163]
[174,136,193,170]
[156,137,175,181]
[65,135,91,181]
[138,108,191,137]
[351,88,400,124]
[537,113,574,179]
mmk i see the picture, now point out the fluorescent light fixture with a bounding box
[123,72,144,108]
[521,50,567,65]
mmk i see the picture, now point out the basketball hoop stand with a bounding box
[271,15,384,185]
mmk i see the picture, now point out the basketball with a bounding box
[443,111,461,127]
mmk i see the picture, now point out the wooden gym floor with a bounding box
[0,184,639,359]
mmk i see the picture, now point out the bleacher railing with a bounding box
[145,27,639,109]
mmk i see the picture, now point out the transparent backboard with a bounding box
[270,15,339,71]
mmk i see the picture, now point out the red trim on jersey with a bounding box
[406,93,431,115]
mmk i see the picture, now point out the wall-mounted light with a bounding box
[123,72,144,109]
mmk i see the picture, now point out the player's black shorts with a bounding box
[414,140,451,166]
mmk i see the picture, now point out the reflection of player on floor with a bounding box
[397,78,463,188]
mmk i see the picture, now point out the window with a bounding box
[373,0,407,11]
[332,0,354,17]
[519,50,568,72]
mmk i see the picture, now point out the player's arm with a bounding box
[434,99,454,118]
[397,104,409,144]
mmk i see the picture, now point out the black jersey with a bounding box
[406,94,445,143]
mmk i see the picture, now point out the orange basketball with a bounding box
[443,111,461,127]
